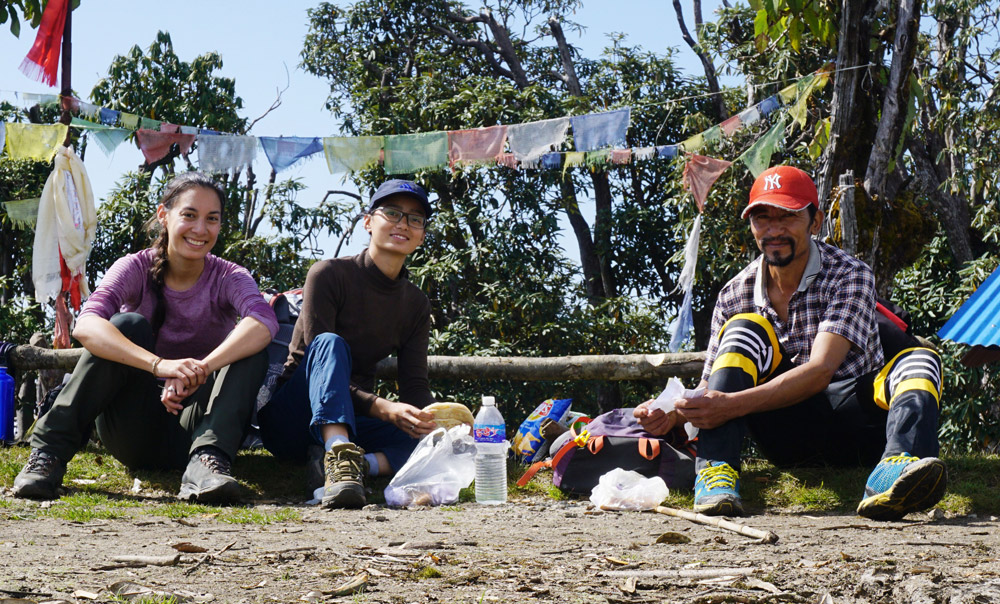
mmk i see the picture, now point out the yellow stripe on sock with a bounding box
[711,352,759,385]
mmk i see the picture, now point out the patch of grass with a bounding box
[218,506,300,525]
[939,454,1000,515]
[414,566,442,579]
[42,492,131,522]
[110,595,181,604]
[149,502,217,519]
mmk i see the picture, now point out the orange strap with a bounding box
[586,435,605,455]
[638,438,660,460]
[515,438,580,487]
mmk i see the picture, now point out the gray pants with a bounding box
[30,313,267,470]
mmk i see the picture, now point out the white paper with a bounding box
[649,377,704,440]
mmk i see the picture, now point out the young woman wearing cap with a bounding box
[13,172,278,503]
[258,179,437,509]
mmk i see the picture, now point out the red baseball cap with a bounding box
[742,166,818,219]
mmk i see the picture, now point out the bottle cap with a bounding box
[481,396,495,407]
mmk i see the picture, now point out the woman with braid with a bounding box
[13,172,278,503]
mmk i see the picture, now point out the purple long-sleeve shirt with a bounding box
[79,248,278,360]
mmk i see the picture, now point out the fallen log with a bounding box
[654,506,779,544]
[8,346,705,381]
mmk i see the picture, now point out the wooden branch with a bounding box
[8,345,705,381]
[654,506,779,543]
[671,0,725,120]
[600,567,756,579]
[837,171,858,256]
[548,16,583,96]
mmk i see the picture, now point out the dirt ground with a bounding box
[2,488,998,604]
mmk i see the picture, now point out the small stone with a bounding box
[927,508,944,520]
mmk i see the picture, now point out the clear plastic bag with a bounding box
[589,468,670,511]
[384,425,477,507]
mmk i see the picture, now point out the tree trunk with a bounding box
[671,0,726,120]
[591,171,618,299]
[817,0,877,226]
[863,0,922,204]
[907,137,973,263]
[558,179,605,299]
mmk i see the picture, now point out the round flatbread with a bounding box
[425,402,475,429]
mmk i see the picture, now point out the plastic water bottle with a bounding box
[473,396,507,504]
[0,366,15,443]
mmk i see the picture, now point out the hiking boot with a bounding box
[177,446,241,504]
[857,453,947,521]
[694,461,744,516]
[321,442,368,509]
[12,449,67,500]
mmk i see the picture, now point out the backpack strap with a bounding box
[586,435,605,454]
[515,430,584,487]
[638,438,660,460]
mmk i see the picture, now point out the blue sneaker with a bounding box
[694,461,744,516]
[856,453,947,521]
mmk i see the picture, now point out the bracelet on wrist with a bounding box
[151,356,163,377]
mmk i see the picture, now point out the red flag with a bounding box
[19,0,70,87]
[683,154,733,212]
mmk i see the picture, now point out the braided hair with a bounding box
[143,172,226,335]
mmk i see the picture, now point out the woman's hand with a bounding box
[633,400,679,436]
[160,377,191,415]
[155,358,209,390]
[373,399,436,438]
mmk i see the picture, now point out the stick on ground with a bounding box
[654,506,779,543]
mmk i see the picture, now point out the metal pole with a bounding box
[59,3,72,144]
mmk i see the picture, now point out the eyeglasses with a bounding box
[374,207,428,229]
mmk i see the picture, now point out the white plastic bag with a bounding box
[589,468,670,511]
[384,425,477,507]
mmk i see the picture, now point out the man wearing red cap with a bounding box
[636,165,945,520]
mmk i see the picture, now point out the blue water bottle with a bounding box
[0,366,15,443]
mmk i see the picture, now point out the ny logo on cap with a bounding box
[764,173,782,191]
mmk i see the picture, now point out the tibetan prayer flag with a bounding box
[448,126,507,167]
[669,289,695,353]
[738,106,760,126]
[135,130,196,164]
[69,118,129,156]
[657,145,679,159]
[704,125,722,143]
[585,149,610,168]
[160,122,181,133]
[683,154,733,212]
[758,96,780,116]
[721,115,742,137]
[680,133,704,153]
[739,115,788,177]
[179,125,200,135]
[4,123,68,162]
[60,96,79,112]
[563,151,585,178]
[323,136,383,174]
[497,153,518,169]
[99,108,120,126]
[541,152,562,171]
[789,71,830,130]
[507,117,570,164]
[139,117,162,131]
[633,146,655,161]
[197,135,258,173]
[19,0,69,87]
[119,113,139,130]
[78,102,100,120]
[571,108,630,152]
[384,132,448,174]
[260,136,324,173]
[2,198,40,228]
[610,149,632,164]
[199,129,221,136]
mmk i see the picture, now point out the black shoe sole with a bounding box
[857,457,948,521]
[694,497,745,517]
[321,482,367,509]
[177,478,242,504]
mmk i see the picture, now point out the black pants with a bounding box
[696,313,942,472]
[30,313,267,470]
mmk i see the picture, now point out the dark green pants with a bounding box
[30,313,267,470]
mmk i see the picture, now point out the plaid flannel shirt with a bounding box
[702,239,883,383]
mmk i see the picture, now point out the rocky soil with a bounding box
[2,492,998,604]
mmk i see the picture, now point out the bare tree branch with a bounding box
[671,0,726,120]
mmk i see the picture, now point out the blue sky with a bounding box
[1,0,728,258]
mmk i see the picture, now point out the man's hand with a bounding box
[374,399,436,438]
[160,377,190,415]
[633,400,679,436]
[673,390,738,429]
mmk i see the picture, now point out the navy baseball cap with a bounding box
[367,179,432,218]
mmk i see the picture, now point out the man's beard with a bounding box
[762,237,796,267]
